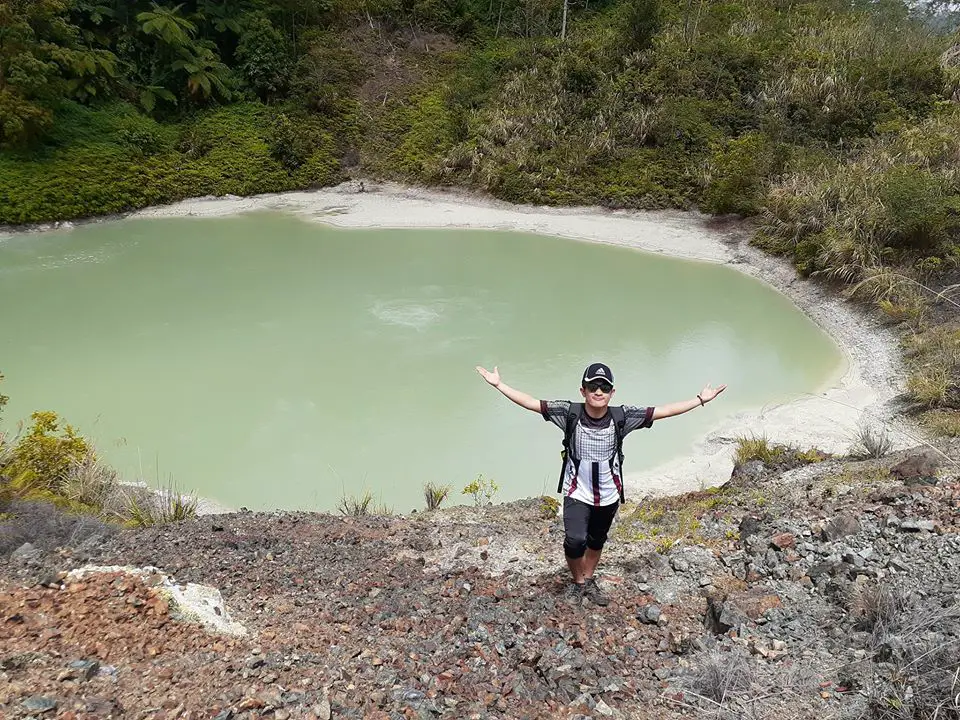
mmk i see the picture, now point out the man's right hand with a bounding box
[476,365,501,388]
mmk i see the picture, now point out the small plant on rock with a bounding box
[423,482,451,511]
[123,479,198,527]
[462,474,499,506]
[733,434,785,466]
[337,490,391,516]
[850,417,893,459]
[539,495,560,517]
[685,646,753,703]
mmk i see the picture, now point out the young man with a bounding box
[475,362,726,606]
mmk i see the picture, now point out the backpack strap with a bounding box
[557,402,584,494]
[609,406,627,502]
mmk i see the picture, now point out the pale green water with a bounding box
[0,212,842,512]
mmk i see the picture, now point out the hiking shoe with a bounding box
[583,577,610,606]
[564,582,585,605]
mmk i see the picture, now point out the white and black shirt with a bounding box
[541,400,655,507]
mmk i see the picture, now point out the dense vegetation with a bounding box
[1,0,956,222]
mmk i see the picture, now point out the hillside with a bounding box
[2,441,959,719]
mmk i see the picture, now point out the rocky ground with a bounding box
[2,442,959,720]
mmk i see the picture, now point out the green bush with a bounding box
[879,166,958,250]
[700,132,775,216]
[236,14,292,100]
[5,412,90,496]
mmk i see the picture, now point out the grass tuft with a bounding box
[423,482,451,511]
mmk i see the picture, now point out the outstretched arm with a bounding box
[652,383,727,421]
[476,366,541,413]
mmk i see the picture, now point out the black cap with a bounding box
[582,362,614,386]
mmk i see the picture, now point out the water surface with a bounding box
[0,212,842,511]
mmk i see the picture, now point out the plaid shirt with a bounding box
[541,401,654,506]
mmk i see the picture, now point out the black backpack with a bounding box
[557,403,627,502]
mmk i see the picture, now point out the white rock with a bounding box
[65,565,247,637]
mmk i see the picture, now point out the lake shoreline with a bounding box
[2,180,910,507]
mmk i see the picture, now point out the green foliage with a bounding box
[0,0,957,248]
[235,13,290,100]
[137,3,198,46]
[733,434,785,466]
[0,102,343,224]
[6,411,90,491]
[462,474,499,506]
[759,106,960,282]
[616,0,662,54]
[905,326,960,408]
[0,0,120,147]
[539,494,560,517]
[701,133,776,216]
[879,166,959,250]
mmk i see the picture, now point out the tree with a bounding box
[235,13,290,100]
[135,3,231,106]
[137,3,197,47]
[0,0,118,146]
[172,42,231,100]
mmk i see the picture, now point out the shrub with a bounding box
[235,14,291,101]
[0,102,343,225]
[5,412,90,497]
[539,494,560,518]
[462,474,499,506]
[700,132,775,216]
[879,166,957,250]
[266,112,319,170]
[616,0,662,54]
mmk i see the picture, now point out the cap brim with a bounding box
[583,375,613,384]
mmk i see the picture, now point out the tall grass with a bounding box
[733,434,785,466]
[423,482,451,511]
[337,490,392,516]
[123,479,198,527]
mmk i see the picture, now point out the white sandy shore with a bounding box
[5,181,912,505]
[124,181,912,501]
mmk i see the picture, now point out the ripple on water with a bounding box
[369,300,443,332]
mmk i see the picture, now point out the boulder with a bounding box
[890,451,941,485]
[821,514,861,542]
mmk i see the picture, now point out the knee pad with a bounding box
[564,537,587,559]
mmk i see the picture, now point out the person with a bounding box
[475,362,726,606]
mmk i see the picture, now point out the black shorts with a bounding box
[562,497,619,559]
